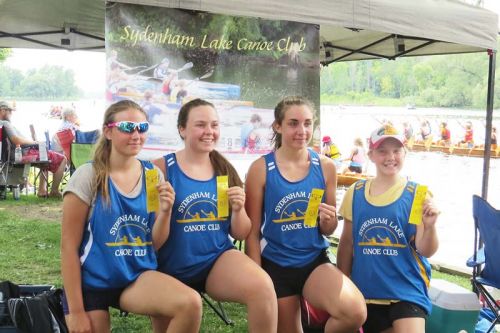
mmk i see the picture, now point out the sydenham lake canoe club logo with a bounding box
[176,191,226,232]
[357,217,407,257]
[106,214,152,257]
[273,191,315,232]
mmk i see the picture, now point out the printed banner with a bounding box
[105,3,320,158]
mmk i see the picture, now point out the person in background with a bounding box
[321,135,342,169]
[337,124,439,333]
[458,120,474,148]
[402,122,413,143]
[341,137,366,175]
[51,106,80,154]
[141,90,163,124]
[418,119,432,143]
[491,125,497,150]
[240,113,262,153]
[245,96,366,333]
[437,121,451,147]
[61,100,202,333]
[152,98,277,333]
[0,100,67,198]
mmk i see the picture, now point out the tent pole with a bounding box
[482,49,496,200]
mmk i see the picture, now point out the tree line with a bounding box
[0,61,80,100]
[320,49,500,109]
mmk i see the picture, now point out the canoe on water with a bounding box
[337,173,372,187]
[111,78,241,101]
[405,142,499,159]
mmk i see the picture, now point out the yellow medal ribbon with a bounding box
[145,168,159,213]
[217,175,229,218]
[409,184,428,225]
[304,188,324,227]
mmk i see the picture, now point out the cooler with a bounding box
[426,279,481,333]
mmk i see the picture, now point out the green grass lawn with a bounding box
[0,195,472,332]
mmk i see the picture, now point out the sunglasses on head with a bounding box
[106,121,149,133]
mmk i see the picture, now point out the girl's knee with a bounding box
[251,273,277,300]
[341,298,366,327]
[181,290,203,313]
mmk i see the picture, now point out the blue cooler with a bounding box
[426,279,481,333]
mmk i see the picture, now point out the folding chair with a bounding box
[28,124,52,196]
[70,130,100,173]
[55,129,74,184]
[466,195,500,333]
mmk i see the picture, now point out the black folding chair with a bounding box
[466,195,500,333]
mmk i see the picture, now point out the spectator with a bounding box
[51,107,80,153]
[0,100,67,198]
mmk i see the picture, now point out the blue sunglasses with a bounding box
[106,121,149,133]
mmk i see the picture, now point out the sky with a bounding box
[3,2,500,95]
[4,49,106,95]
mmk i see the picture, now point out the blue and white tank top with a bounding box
[261,150,329,267]
[156,153,234,281]
[80,160,157,290]
[351,180,432,314]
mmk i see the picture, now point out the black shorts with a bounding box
[62,288,124,315]
[363,301,427,333]
[181,248,233,293]
[262,250,331,298]
[182,266,212,293]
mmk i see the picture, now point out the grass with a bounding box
[0,195,472,332]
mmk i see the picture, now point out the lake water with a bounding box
[9,101,499,271]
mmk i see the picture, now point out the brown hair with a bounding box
[92,100,147,204]
[177,98,242,187]
[271,96,315,150]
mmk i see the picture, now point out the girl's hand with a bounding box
[157,181,175,213]
[422,199,439,228]
[66,311,92,333]
[228,186,246,213]
[318,203,337,228]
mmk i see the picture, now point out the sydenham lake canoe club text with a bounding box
[120,25,307,52]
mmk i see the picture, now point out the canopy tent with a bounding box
[0,0,498,197]
[0,0,497,59]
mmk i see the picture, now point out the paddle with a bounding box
[146,62,194,83]
[123,65,148,73]
[423,136,433,150]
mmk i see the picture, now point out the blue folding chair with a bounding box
[466,195,500,333]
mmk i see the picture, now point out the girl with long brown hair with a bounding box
[152,98,277,333]
[245,96,366,333]
[61,100,201,333]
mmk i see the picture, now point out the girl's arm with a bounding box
[415,198,439,257]
[152,180,175,250]
[228,185,251,240]
[337,219,354,276]
[244,158,266,265]
[318,157,338,235]
[61,193,92,332]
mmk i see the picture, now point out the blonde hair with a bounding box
[177,98,242,187]
[271,96,315,150]
[92,100,147,204]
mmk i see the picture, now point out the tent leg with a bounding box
[482,50,496,200]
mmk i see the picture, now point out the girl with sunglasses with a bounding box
[152,98,278,333]
[245,96,366,333]
[61,100,202,333]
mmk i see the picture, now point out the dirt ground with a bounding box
[0,200,63,222]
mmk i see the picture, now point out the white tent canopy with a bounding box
[0,0,497,63]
